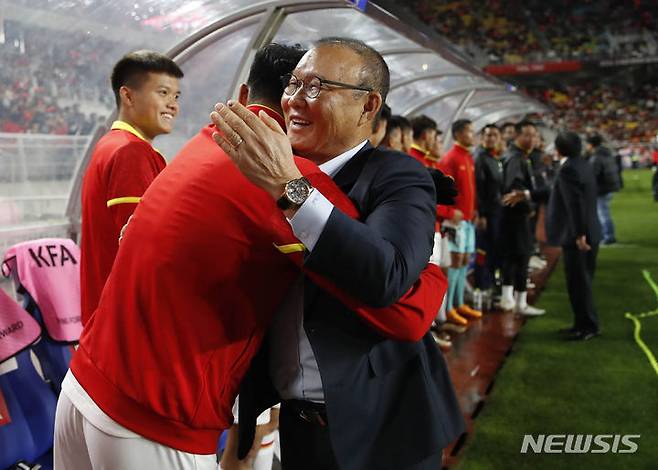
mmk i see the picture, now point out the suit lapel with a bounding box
[332,143,375,194]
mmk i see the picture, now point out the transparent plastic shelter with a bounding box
[0,0,547,253]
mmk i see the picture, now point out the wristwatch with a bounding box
[276,176,313,210]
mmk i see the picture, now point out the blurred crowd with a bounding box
[529,82,658,145]
[0,21,114,135]
[411,0,658,64]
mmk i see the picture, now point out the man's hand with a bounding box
[477,216,487,230]
[427,168,458,205]
[502,190,527,207]
[452,209,464,224]
[210,101,302,200]
[576,235,591,251]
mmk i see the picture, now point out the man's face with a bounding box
[482,127,500,150]
[282,46,375,162]
[456,123,475,147]
[385,127,402,151]
[128,72,180,140]
[502,125,516,142]
[516,125,537,152]
[421,128,437,150]
[431,133,443,157]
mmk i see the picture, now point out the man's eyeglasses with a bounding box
[281,73,373,99]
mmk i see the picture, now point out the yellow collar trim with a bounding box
[410,143,429,156]
[111,120,165,159]
[273,242,306,254]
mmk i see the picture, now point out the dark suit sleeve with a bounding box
[304,157,436,308]
[559,163,587,238]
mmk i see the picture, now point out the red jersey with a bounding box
[439,143,477,221]
[409,144,440,169]
[408,144,453,229]
[80,121,166,325]
[71,105,446,454]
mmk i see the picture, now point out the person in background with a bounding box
[473,124,503,297]
[499,121,546,316]
[431,129,444,162]
[409,114,440,168]
[399,114,414,154]
[505,131,601,340]
[586,133,621,244]
[79,50,183,325]
[500,121,517,149]
[381,114,404,151]
[369,103,391,147]
[439,119,483,325]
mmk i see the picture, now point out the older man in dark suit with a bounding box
[212,38,464,470]
[548,131,602,340]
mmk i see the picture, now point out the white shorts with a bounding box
[54,392,218,470]
[429,232,452,268]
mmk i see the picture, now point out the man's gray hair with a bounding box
[315,37,390,105]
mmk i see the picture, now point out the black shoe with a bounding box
[566,329,600,341]
[602,238,617,245]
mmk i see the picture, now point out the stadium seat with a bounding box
[0,289,56,469]
[3,238,82,394]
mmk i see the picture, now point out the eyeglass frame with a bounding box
[281,73,373,99]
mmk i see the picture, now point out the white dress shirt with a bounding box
[269,140,368,402]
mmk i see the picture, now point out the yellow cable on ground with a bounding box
[642,269,658,300]
[625,270,658,377]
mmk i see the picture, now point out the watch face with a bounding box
[286,178,311,205]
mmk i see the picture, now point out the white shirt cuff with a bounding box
[524,189,531,200]
[289,190,334,252]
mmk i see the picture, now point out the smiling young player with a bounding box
[79,50,183,325]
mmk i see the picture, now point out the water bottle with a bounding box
[473,288,483,311]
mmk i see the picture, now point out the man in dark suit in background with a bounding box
[505,131,601,340]
[549,131,602,340]
[212,37,464,469]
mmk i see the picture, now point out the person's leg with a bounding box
[562,245,599,332]
[597,194,612,242]
[604,193,616,241]
[457,222,481,317]
[446,256,460,312]
[583,245,600,332]
[500,255,516,310]
[67,410,217,470]
[514,253,529,303]
[474,223,489,289]
[84,424,218,469]
[54,393,93,470]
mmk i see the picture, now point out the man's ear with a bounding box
[359,92,383,127]
[119,86,133,109]
[238,84,249,106]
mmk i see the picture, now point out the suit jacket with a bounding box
[239,144,465,470]
[546,156,601,247]
[474,146,503,217]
